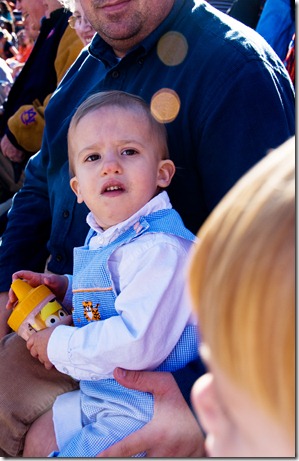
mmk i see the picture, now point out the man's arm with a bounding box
[0,148,52,336]
[0,147,52,293]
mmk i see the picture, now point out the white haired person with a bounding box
[63,0,95,46]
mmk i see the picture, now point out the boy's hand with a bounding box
[26,316,72,369]
[26,327,55,370]
[6,270,68,310]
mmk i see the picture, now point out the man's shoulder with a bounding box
[177,2,275,62]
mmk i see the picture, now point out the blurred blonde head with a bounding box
[189,137,295,437]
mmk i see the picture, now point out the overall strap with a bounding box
[84,208,196,250]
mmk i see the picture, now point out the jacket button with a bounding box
[111,70,119,78]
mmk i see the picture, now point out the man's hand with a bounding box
[0,292,11,339]
[1,135,25,163]
[97,368,206,458]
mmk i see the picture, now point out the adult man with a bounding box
[0,0,295,456]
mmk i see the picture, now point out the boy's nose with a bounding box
[101,157,121,175]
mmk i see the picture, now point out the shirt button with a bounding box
[63,367,69,374]
[111,70,119,78]
[63,210,69,218]
[91,375,99,380]
[56,254,63,262]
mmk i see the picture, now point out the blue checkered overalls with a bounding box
[56,209,199,457]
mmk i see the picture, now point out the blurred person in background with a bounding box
[0,1,16,38]
[0,1,15,25]
[0,0,83,211]
[67,0,95,46]
[6,27,35,78]
[283,32,295,86]
[0,27,18,59]
[15,27,34,61]
[256,0,295,61]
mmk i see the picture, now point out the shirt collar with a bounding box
[87,191,172,248]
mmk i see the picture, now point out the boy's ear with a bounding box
[157,159,176,188]
[70,176,84,203]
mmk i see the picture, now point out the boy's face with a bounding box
[69,105,174,230]
[191,345,293,457]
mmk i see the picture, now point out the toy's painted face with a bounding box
[36,299,69,329]
[44,308,68,327]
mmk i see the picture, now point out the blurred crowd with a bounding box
[0,1,34,87]
[0,0,86,223]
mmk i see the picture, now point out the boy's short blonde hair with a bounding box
[68,90,169,176]
[189,137,295,436]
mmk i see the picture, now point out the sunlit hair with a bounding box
[68,90,169,176]
[59,0,75,12]
[188,137,295,437]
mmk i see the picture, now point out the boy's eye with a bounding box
[86,154,100,162]
[121,149,137,156]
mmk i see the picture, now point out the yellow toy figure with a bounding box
[7,279,70,340]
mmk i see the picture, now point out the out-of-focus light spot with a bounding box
[157,31,188,66]
[150,89,181,123]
